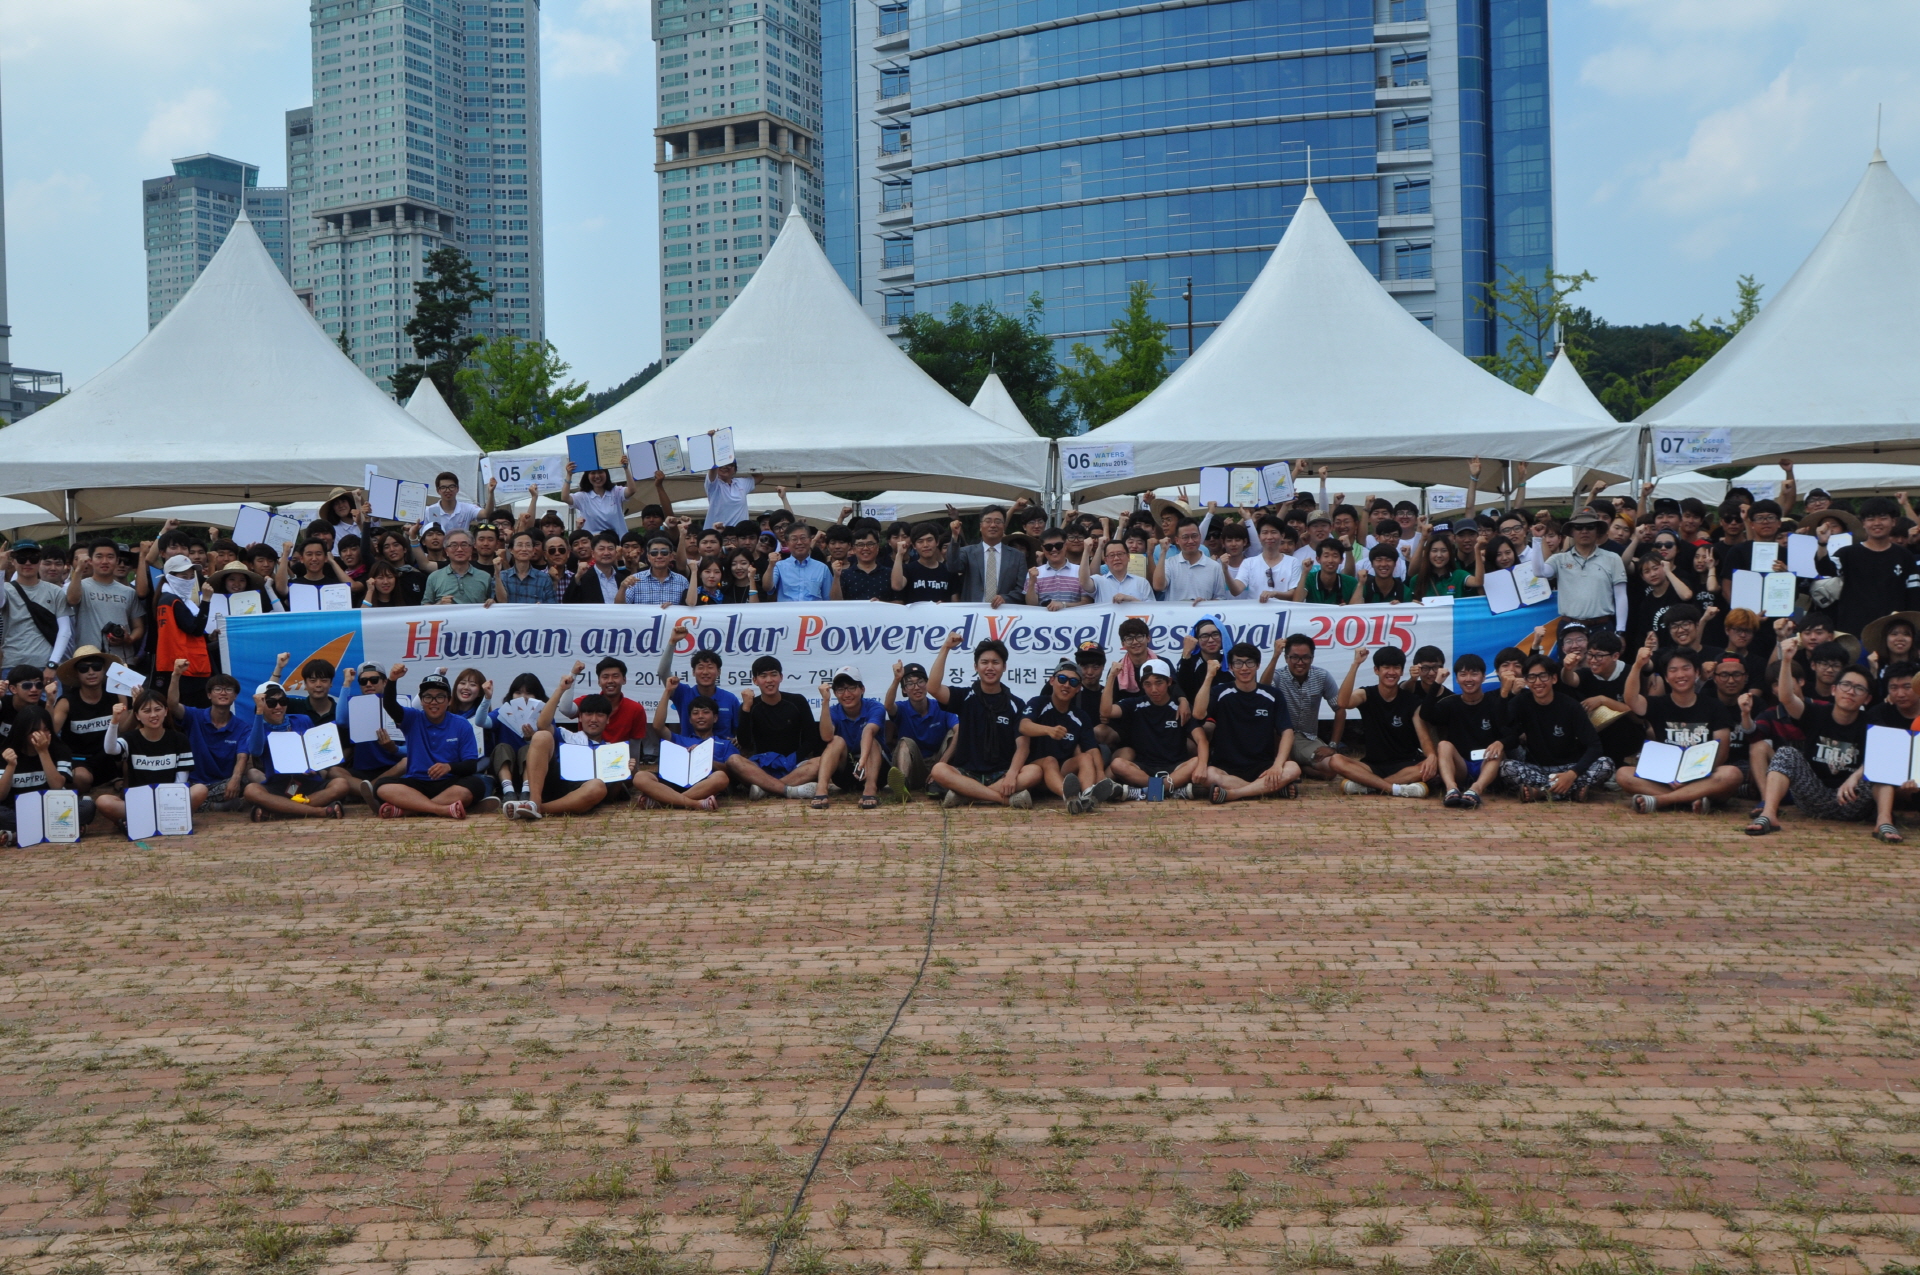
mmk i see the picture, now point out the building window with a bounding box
[879,126,910,155]
[1390,53,1427,87]
[879,67,909,97]
[1391,115,1429,151]
[877,4,907,34]
[1389,0,1425,21]
[882,238,913,267]
[880,183,911,212]
[1393,241,1432,280]
[884,294,914,322]
[1393,179,1430,215]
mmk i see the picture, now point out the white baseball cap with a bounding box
[163,554,194,574]
[1139,658,1174,680]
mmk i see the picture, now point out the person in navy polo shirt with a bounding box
[375,666,497,820]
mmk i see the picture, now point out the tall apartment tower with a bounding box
[652,0,826,363]
[300,0,545,389]
[823,0,1550,360]
[0,65,62,423]
[142,155,291,328]
[286,107,318,308]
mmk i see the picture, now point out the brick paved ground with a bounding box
[1,791,1917,1275]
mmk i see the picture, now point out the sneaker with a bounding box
[1172,782,1195,800]
[474,796,502,815]
[1089,778,1118,806]
[942,788,964,809]
[1390,783,1429,799]
[1342,780,1369,795]
[747,784,769,801]
[1442,788,1463,808]
[357,778,379,808]
[1126,786,1148,802]
[1008,789,1033,810]
[785,782,817,800]
[1146,775,1165,802]
[887,767,910,805]
[1061,773,1082,810]
[1069,792,1094,815]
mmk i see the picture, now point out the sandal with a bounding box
[810,795,830,810]
[1630,794,1656,815]
[1690,797,1713,814]
[1519,787,1544,803]
[1209,784,1228,805]
[0,830,13,848]
[1874,823,1904,844]
[249,804,271,823]
[1459,790,1481,810]
[858,795,878,810]
[1745,814,1777,836]
[446,801,466,821]
[1277,782,1299,800]
[378,803,405,819]
[696,796,719,811]
[1442,788,1463,808]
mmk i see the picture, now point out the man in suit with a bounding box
[947,505,1028,606]
[563,532,626,604]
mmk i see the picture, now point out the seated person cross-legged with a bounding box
[507,659,631,821]
[926,633,1044,808]
[1101,656,1206,800]
[1201,642,1302,803]
[630,677,733,812]
[1019,659,1117,814]
[1617,645,1745,814]
[1328,646,1437,798]
[373,665,497,819]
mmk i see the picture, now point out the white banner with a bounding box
[224,598,1557,719]
[1060,441,1136,484]
[1653,428,1732,472]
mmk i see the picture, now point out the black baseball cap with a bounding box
[418,673,453,695]
[900,662,929,682]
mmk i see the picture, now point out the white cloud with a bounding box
[1588,0,1795,36]
[0,0,283,62]
[7,172,101,233]
[544,0,649,78]
[139,88,229,164]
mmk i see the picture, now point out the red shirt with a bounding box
[571,691,647,743]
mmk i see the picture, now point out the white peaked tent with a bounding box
[1642,152,1920,463]
[404,377,485,495]
[969,372,1039,435]
[1534,345,1613,423]
[489,207,1050,497]
[0,215,474,522]
[1063,186,1638,498]
[1513,348,1730,504]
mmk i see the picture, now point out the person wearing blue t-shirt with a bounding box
[375,665,494,819]
[658,621,742,737]
[630,676,733,811]
[881,659,955,800]
[338,664,406,803]
[238,680,350,820]
[816,667,885,810]
[166,661,247,809]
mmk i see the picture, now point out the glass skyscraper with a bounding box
[822,0,1550,360]
[142,155,291,329]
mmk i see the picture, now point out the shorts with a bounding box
[72,755,119,784]
[263,772,336,797]
[1290,732,1329,765]
[350,763,400,783]
[746,751,797,777]
[541,771,620,805]
[1368,756,1422,780]
[387,774,491,801]
[1461,759,1484,781]
[831,757,863,792]
[1216,758,1271,785]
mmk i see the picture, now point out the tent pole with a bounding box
[64,489,77,549]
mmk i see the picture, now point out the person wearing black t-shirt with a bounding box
[1830,497,1920,638]
[93,691,210,826]
[1865,662,1920,841]
[1559,630,1642,764]
[1748,638,1872,835]
[1019,659,1118,813]
[1706,656,1761,785]
[1619,647,1744,812]
[726,655,829,800]
[1500,653,1613,801]
[890,523,962,604]
[1102,656,1206,799]
[1328,646,1436,798]
[1420,653,1505,810]
[927,633,1041,808]
[1174,620,1233,704]
[1201,642,1300,803]
[0,704,79,844]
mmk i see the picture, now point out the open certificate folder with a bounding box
[1634,739,1719,785]
[659,737,715,787]
[558,741,632,783]
[266,723,346,773]
[125,784,195,839]
[1863,725,1920,786]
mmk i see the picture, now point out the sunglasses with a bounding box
[1053,673,1081,686]
[76,662,105,674]
[1042,543,1065,552]
[358,677,384,687]
[263,697,288,709]
[12,679,43,690]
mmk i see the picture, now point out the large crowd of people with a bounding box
[3,453,1920,842]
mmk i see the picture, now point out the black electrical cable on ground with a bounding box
[758,812,952,1275]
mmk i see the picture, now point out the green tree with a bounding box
[1473,265,1596,392]
[454,336,593,450]
[590,362,664,415]
[1578,274,1763,420]
[1057,280,1173,428]
[392,245,493,415]
[897,294,1072,437]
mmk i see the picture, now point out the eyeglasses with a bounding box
[1834,681,1871,695]
[1523,672,1555,682]
[11,679,42,690]
[648,548,673,557]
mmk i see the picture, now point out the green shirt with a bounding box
[1413,567,1471,599]
[423,563,493,605]
[1305,571,1352,605]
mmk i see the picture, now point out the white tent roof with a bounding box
[405,377,483,452]
[1064,186,1637,496]
[1641,152,1920,463]
[1520,466,1728,506]
[1534,346,1614,423]
[1727,462,1920,502]
[0,216,473,522]
[968,373,1039,435]
[490,208,1050,497]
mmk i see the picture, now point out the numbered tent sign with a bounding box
[1060,442,1135,483]
[1653,428,1732,472]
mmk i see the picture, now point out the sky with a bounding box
[0,0,1912,394]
